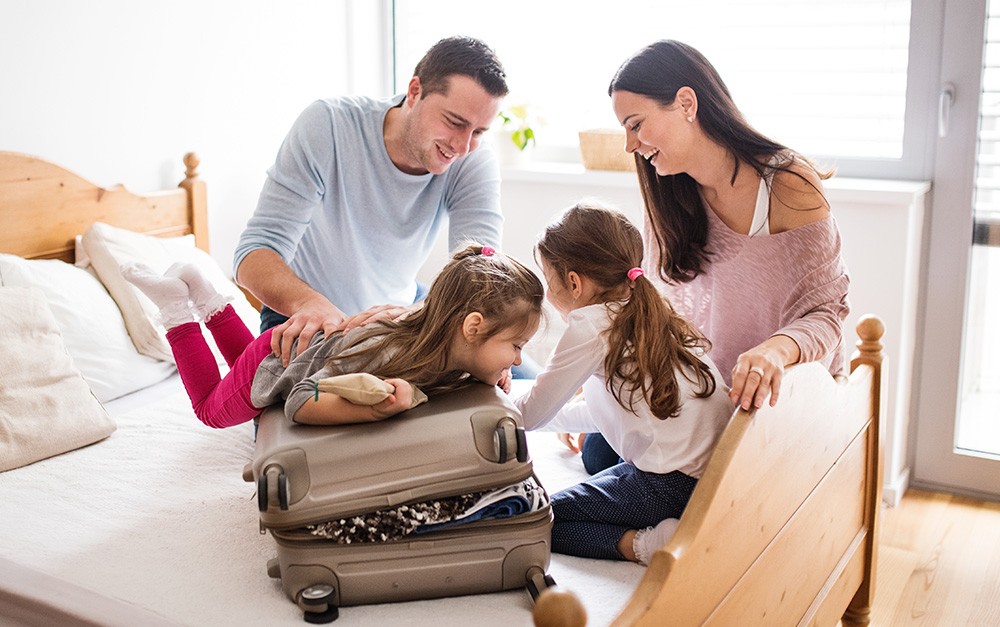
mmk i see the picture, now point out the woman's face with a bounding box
[611,90,693,176]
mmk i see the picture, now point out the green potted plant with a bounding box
[494,103,537,167]
[498,104,536,151]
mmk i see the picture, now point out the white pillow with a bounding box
[0,254,176,402]
[78,223,262,363]
[0,286,117,472]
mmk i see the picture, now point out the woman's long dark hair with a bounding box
[536,203,715,419]
[609,40,828,283]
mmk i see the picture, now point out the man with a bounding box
[235,36,508,366]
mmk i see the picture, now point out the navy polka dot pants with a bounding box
[550,463,697,560]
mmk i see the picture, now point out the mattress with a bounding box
[0,376,641,626]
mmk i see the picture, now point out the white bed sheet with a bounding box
[0,376,641,626]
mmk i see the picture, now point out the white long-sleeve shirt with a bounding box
[514,304,733,478]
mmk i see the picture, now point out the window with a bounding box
[976,3,1000,242]
[392,0,913,174]
[959,0,1000,457]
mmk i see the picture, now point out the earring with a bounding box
[687,115,694,123]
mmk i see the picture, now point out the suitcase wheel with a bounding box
[298,584,339,624]
[258,468,290,511]
[303,605,339,624]
[278,472,289,509]
[493,418,529,463]
[266,557,281,579]
[494,426,508,462]
[525,567,557,601]
[515,426,528,463]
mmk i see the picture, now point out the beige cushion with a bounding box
[317,373,428,408]
[0,254,175,402]
[0,287,116,472]
[79,223,262,363]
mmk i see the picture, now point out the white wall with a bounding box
[0,0,369,273]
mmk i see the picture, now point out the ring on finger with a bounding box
[749,366,765,377]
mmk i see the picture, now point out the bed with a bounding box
[0,151,885,626]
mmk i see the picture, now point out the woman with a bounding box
[571,40,850,472]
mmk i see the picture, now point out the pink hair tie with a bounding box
[481,245,496,257]
[627,267,644,282]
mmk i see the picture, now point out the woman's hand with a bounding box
[729,335,800,411]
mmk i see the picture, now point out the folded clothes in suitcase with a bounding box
[246,383,554,623]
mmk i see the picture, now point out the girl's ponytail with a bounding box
[605,270,715,419]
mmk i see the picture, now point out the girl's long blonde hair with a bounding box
[326,244,544,395]
[536,203,715,418]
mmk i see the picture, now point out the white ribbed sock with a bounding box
[633,517,680,566]
[121,262,195,329]
[165,262,230,321]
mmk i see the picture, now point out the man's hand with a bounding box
[270,297,347,367]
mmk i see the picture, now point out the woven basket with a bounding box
[578,129,635,172]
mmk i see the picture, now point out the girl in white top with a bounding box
[514,203,733,565]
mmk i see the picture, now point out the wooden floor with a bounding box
[869,488,1000,625]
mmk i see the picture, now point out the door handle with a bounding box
[939,83,956,138]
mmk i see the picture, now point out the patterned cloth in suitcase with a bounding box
[246,383,554,623]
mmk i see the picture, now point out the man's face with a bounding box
[398,75,502,175]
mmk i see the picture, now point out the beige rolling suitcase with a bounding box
[246,383,554,623]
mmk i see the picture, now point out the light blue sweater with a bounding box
[234,95,504,315]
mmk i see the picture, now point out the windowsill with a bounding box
[501,161,636,188]
[501,160,932,203]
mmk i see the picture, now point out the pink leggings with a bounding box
[166,305,274,428]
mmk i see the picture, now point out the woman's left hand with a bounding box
[729,335,800,411]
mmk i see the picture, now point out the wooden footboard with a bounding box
[535,316,885,627]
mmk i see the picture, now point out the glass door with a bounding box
[957,5,1000,459]
[913,0,1000,498]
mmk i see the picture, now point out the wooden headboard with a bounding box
[0,151,208,262]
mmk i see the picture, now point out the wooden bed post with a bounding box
[180,152,210,253]
[842,315,886,626]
